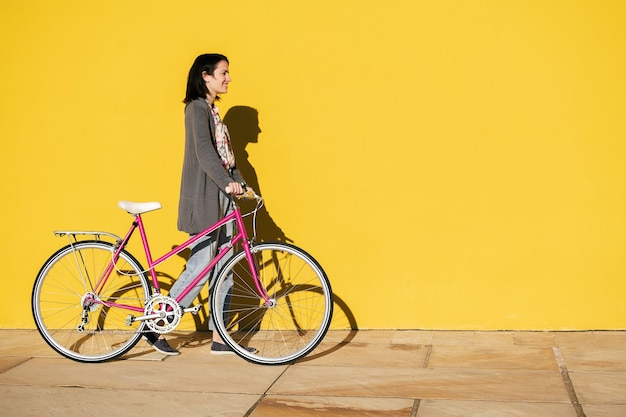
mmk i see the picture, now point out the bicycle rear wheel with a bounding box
[211,242,333,365]
[32,240,151,363]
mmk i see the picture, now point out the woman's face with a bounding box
[204,60,231,98]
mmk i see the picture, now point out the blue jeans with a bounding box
[169,193,233,331]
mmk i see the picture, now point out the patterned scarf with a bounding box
[210,103,236,169]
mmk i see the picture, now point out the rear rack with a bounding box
[54,230,123,244]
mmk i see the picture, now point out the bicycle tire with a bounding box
[211,242,333,365]
[32,240,150,363]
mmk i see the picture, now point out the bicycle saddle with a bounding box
[118,201,162,215]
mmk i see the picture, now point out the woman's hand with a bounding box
[226,182,245,195]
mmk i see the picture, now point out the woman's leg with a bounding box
[209,194,235,343]
[168,232,218,308]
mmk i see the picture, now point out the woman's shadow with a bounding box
[224,106,359,356]
[224,106,290,242]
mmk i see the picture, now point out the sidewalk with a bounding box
[1,329,625,416]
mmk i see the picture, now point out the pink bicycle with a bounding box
[31,192,333,364]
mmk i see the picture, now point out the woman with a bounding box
[146,53,252,355]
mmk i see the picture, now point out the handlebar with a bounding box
[225,186,262,200]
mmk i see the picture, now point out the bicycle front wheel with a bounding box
[32,240,151,363]
[211,242,333,365]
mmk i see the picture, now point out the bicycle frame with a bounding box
[36,192,332,364]
[93,197,270,314]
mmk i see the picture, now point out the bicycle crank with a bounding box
[128,295,183,334]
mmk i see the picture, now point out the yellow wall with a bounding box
[2,0,625,330]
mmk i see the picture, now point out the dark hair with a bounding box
[183,53,229,104]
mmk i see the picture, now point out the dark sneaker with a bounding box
[211,341,257,356]
[145,332,180,356]
[144,331,159,344]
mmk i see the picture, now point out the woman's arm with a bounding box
[186,100,234,191]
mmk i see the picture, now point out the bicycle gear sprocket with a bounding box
[144,295,182,334]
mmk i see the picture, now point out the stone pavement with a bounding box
[1,329,625,416]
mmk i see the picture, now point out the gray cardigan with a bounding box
[177,98,244,234]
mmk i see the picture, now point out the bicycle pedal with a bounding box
[183,304,202,315]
